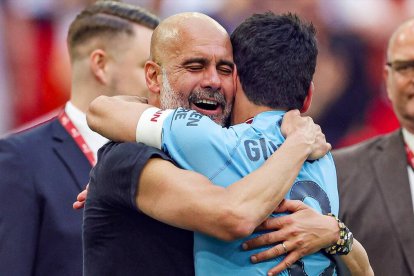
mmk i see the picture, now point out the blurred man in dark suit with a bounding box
[0,2,159,275]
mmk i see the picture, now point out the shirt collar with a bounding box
[64,102,108,158]
[403,128,414,151]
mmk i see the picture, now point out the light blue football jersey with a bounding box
[137,108,339,276]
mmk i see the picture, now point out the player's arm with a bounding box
[242,200,373,276]
[136,114,327,241]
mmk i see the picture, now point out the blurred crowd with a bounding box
[0,0,412,148]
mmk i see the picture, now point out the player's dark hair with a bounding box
[67,1,159,59]
[231,12,317,110]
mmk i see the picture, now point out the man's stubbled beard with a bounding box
[160,68,232,126]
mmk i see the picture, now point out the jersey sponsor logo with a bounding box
[173,109,203,127]
[150,110,164,122]
[186,111,203,126]
[244,138,280,161]
[174,109,190,120]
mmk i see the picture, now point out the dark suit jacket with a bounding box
[333,130,414,276]
[0,118,91,276]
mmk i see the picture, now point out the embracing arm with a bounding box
[87,95,151,142]
[137,126,319,241]
[339,239,373,276]
[242,200,373,276]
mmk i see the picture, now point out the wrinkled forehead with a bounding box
[153,14,233,65]
[168,24,233,66]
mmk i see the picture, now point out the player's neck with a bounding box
[231,93,272,125]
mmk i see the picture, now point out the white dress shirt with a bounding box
[402,128,414,212]
[64,102,108,162]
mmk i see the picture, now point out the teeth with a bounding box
[195,99,217,105]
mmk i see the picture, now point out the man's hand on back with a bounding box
[242,200,339,276]
[281,110,331,160]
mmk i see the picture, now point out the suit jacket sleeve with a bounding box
[0,139,39,274]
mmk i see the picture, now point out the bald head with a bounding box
[150,12,229,63]
[144,12,235,126]
[385,17,414,133]
[387,18,414,61]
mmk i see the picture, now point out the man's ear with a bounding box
[145,61,162,95]
[300,81,313,113]
[90,49,108,85]
[233,65,238,96]
[384,64,393,101]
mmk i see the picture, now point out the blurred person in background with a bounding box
[333,18,414,275]
[0,4,12,134]
[0,2,159,275]
[328,0,412,147]
[1,0,95,129]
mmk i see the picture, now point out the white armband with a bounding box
[136,107,173,149]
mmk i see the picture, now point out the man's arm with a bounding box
[137,122,321,240]
[87,95,151,142]
[87,96,329,240]
[242,200,373,276]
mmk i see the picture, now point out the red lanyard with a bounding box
[405,143,414,170]
[58,111,96,166]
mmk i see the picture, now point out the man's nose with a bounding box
[201,67,221,90]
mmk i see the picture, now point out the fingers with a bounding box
[308,124,330,160]
[267,252,302,276]
[73,188,88,210]
[281,111,330,160]
[284,109,301,119]
[243,229,285,250]
[280,109,301,137]
[250,241,292,264]
[77,189,87,201]
[274,199,308,214]
[73,200,85,210]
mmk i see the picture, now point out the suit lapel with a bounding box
[372,130,414,274]
[51,119,92,191]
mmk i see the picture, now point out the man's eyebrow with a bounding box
[182,58,208,66]
[217,60,234,69]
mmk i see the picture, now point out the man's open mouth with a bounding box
[193,99,220,111]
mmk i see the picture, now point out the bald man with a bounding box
[333,18,414,275]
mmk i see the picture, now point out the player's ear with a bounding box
[300,81,313,113]
[145,61,162,95]
[90,49,109,85]
[233,65,238,96]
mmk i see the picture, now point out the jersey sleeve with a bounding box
[136,107,238,178]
